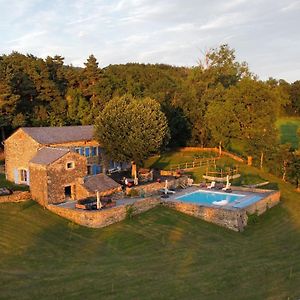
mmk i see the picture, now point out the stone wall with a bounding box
[47,198,160,228]
[4,129,41,183]
[46,152,87,204]
[129,177,189,196]
[0,191,31,203]
[162,201,248,232]
[29,164,49,206]
[243,191,281,215]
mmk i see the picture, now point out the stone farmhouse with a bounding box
[4,126,124,205]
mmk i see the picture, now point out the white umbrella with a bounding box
[226,175,230,189]
[165,180,168,194]
[96,191,102,209]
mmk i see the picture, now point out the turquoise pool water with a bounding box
[177,190,243,205]
[176,190,264,208]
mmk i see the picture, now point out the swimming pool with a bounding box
[175,190,263,208]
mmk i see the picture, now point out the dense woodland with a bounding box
[0,45,299,187]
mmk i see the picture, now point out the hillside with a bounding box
[1,166,300,299]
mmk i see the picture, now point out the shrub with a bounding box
[125,204,136,220]
[127,188,139,197]
[247,211,259,225]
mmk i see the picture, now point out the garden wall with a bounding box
[162,201,248,232]
[129,176,189,196]
[0,191,31,203]
[47,198,160,228]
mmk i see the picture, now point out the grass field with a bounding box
[143,150,218,170]
[1,164,300,299]
[276,117,300,149]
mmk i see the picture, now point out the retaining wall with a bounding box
[0,191,31,203]
[243,191,281,215]
[162,201,248,231]
[47,198,160,228]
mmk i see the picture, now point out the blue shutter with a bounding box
[96,165,102,174]
[91,147,96,156]
[13,168,19,184]
[85,147,90,157]
[92,165,97,175]
[79,147,84,155]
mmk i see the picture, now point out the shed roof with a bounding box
[21,125,94,144]
[83,174,121,193]
[30,147,70,165]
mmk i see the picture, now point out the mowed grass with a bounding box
[143,150,218,170]
[1,165,300,299]
[276,117,300,149]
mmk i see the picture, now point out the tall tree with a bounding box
[94,94,170,165]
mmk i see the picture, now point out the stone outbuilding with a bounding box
[29,147,87,206]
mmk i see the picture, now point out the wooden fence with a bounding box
[169,157,219,171]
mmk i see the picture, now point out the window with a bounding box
[85,147,90,157]
[66,162,75,169]
[75,148,81,154]
[19,169,28,183]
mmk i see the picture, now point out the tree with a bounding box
[205,78,278,166]
[94,94,170,165]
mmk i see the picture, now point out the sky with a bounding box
[0,0,299,82]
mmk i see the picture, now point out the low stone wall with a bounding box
[130,177,189,196]
[162,201,247,232]
[47,198,160,228]
[0,191,31,203]
[243,191,281,215]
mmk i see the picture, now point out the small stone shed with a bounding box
[29,147,87,206]
[76,173,122,199]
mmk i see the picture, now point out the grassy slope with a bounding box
[143,150,218,170]
[1,165,300,299]
[276,117,300,149]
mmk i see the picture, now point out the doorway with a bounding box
[64,185,72,200]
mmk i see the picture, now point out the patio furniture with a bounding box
[207,181,216,189]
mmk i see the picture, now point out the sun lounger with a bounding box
[207,181,216,189]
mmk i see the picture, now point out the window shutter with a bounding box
[26,170,30,185]
[13,169,19,184]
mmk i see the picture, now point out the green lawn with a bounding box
[143,150,218,170]
[276,117,300,149]
[1,164,300,299]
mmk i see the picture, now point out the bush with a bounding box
[125,204,136,219]
[247,211,259,225]
[127,188,139,197]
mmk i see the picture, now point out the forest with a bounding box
[0,44,299,187]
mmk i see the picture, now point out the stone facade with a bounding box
[29,152,87,205]
[0,191,31,203]
[5,129,41,183]
[47,198,160,228]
